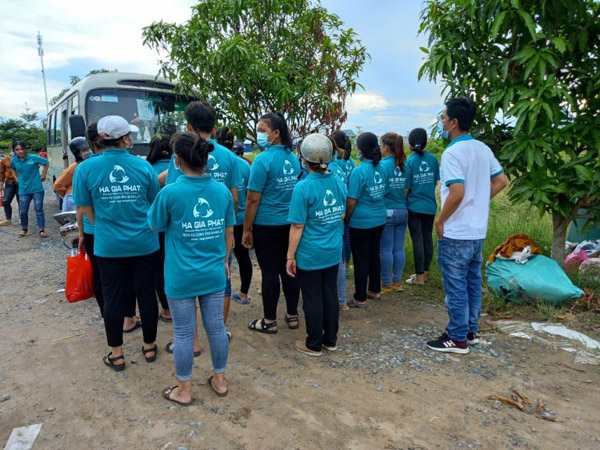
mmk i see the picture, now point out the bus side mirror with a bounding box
[69,115,86,138]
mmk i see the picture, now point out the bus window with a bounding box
[71,95,79,115]
[55,110,62,146]
[47,113,53,144]
[86,89,194,143]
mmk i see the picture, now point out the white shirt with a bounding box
[440,134,503,240]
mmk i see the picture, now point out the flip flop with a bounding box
[162,386,192,407]
[232,292,250,305]
[123,318,142,333]
[207,375,228,397]
[17,230,27,238]
[39,230,48,238]
[347,299,367,309]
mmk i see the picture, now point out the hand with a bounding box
[225,261,230,279]
[435,220,444,240]
[78,234,85,253]
[286,259,297,278]
[242,230,253,249]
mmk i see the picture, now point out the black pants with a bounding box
[407,211,435,274]
[97,252,158,347]
[2,181,19,220]
[253,224,300,321]
[349,225,384,301]
[297,265,339,351]
[84,233,137,318]
[155,232,169,310]
[233,224,253,294]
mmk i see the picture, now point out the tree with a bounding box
[142,0,368,142]
[0,117,46,152]
[50,69,118,106]
[419,0,600,264]
[20,112,39,127]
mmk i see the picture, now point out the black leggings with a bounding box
[97,252,158,347]
[233,225,253,294]
[155,232,169,310]
[349,225,384,301]
[83,233,136,318]
[253,224,300,321]
[407,211,435,274]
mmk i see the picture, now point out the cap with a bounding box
[97,115,139,140]
[300,134,333,165]
[69,137,88,156]
[232,141,245,154]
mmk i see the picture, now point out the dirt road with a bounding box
[1,186,599,449]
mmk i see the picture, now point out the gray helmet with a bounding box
[69,137,88,156]
[300,134,333,166]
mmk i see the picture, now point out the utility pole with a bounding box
[37,31,49,118]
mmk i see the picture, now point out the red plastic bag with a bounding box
[65,252,94,303]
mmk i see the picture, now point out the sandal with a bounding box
[17,230,27,238]
[367,293,381,300]
[232,292,250,305]
[123,318,142,333]
[165,341,201,357]
[248,318,277,334]
[347,299,367,309]
[284,314,299,329]
[39,230,48,238]
[103,352,125,372]
[162,385,193,407]
[406,274,425,286]
[159,310,172,323]
[142,344,158,363]
[339,303,350,311]
[207,375,228,397]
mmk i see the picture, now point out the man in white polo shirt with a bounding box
[426,97,508,354]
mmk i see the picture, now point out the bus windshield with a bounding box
[86,89,194,143]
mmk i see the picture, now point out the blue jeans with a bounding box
[380,208,408,286]
[437,238,485,342]
[62,193,75,212]
[167,290,229,381]
[19,191,45,230]
[337,261,346,305]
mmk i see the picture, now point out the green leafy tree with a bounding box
[0,117,47,152]
[419,0,600,264]
[20,112,39,127]
[143,0,368,142]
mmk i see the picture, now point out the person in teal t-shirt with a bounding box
[405,128,440,286]
[331,130,354,271]
[10,141,49,238]
[148,132,234,405]
[72,115,159,372]
[287,134,347,356]
[244,112,301,335]
[379,132,410,292]
[346,132,387,306]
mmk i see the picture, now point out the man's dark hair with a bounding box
[445,97,476,131]
[185,101,216,133]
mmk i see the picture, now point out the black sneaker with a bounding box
[467,332,480,345]
[427,334,469,354]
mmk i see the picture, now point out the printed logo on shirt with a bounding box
[323,190,337,207]
[419,161,430,173]
[193,198,214,219]
[276,158,298,191]
[374,171,383,184]
[413,159,435,186]
[109,165,130,184]
[394,166,403,177]
[283,160,295,175]
[207,155,219,171]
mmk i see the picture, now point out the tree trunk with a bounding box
[552,213,569,267]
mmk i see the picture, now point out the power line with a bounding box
[37,31,49,118]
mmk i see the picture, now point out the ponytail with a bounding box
[372,146,382,166]
[170,132,214,172]
[408,128,428,156]
[381,132,406,171]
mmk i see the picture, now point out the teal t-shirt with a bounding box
[347,160,387,229]
[72,149,160,257]
[344,158,356,181]
[165,139,242,189]
[405,151,440,215]
[328,160,346,185]
[10,154,48,195]
[381,155,409,210]
[247,145,300,226]
[152,159,170,176]
[79,153,103,234]
[288,172,347,271]
[147,176,235,299]
[235,156,251,226]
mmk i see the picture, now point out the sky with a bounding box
[0,0,444,136]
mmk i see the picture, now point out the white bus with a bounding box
[46,72,197,179]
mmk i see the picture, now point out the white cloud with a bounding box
[0,0,196,118]
[345,92,391,114]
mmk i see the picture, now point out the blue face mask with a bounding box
[437,120,449,139]
[357,152,364,161]
[257,132,271,149]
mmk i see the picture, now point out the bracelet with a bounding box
[287,257,295,260]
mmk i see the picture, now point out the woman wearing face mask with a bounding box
[10,141,49,238]
[405,128,440,286]
[243,112,301,334]
[54,137,92,212]
[148,132,234,405]
[73,115,159,372]
[379,132,409,292]
[345,132,387,307]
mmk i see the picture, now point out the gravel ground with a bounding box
[1,183,599,449]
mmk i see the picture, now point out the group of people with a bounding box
[2,95,508,404]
